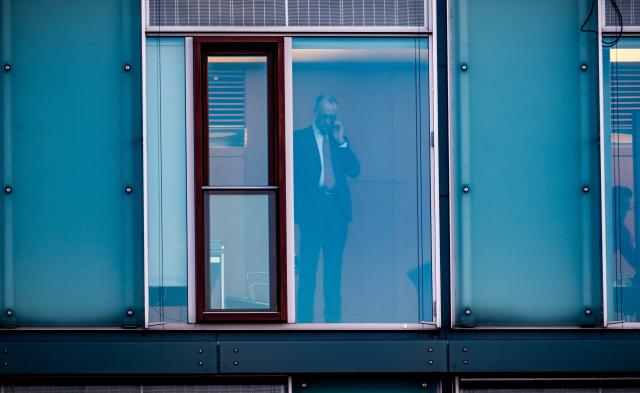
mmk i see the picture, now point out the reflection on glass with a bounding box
[207,56,269,186]
[204,193,275,310]
[607,43,640,322]
[292,38,431,323]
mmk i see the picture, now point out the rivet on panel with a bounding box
[125,186,133,194]
[464,308,472,316]
[197,348,204,354]
[427,360,434,366]
[463,347,469,352]
[427,347,433,352]
[5,309,13,317]
[462,185,470,193]
[4,186,12,194]
[301,383,308,388]
[198,361,204,367]
[3,64,10,72]
[123,64,132,72]
[2,349,7,354]
[3,361,7,367]
[581,63,588,71]
[126,309,133,317]
[585,308,592,316]
[233,361,239,366]
[461,63,469,72]
[421,383,428,389]
[583,185,590,193]
[463,359,469,365]
[233,348,239,353]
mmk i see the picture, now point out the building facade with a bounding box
[2,0,640,392]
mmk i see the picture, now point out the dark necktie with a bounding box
[322,135,335,190]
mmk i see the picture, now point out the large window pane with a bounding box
[207,56,269,186]
[604,39,640,324]
[204,193,276,311]
[292,38,431,323]
[450,0,600,326]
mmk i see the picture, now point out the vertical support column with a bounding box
[578,0,596,324]
[186,36,196,324]
[1,0,14,324]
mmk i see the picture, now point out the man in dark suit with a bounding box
[294,95,360,323]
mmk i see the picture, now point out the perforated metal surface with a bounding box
[287,0,424,27]
[605,0,640,27]
[147,0,426,28]
[148,0,286,27]
[2,387,285,393]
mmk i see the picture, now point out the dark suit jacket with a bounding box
[294,126,360,224]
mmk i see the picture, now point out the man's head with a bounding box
[313,95,338,135]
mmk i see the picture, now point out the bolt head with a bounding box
[463,359,469,365]
[233,348,239,353]
[583,185,590,193]
[123,64,131,71]
[421,383,428,388]
[301,383,308,388]
[126,309,133,317]
[198,348,204,353]
[198,361,204,366]
[581,64,588,71]
[3,64,10,72]
[463,347,469,352]
[428,360,433,365]
[233,361,239,366]
[125,186,133,194]
[462,185,470,193]
[461,63,468,71]
[3,361,7,367]
[4,186,11,194]
[585,308,592,316]
[427,347,433,352]
[5,309,12,317]
[464,308,472,316]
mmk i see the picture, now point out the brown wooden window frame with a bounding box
[194,36,287,322]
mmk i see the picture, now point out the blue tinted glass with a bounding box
[604,39,640,324]
[205,193,275,311]
[147,37,189,324]
[292,38,432,323]
[207,56,269,186]
[0,0,143,326]
[450,0,601,326]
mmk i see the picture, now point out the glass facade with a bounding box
[204,193,275,310]
[604,39,640,324]
[207,56,270,186]
[450,0,601,326]
[147,37,189,324]
[292,38,432,323]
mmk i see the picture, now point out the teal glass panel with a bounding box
[207,56,269,186]
[0,0,143,326]
[292,38,432,323]
[146,37,188,324]
[292,378,438,393]
[450,0,601,326]
[603,39,640,324]
[205,193,275,311]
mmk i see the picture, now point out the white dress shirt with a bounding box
[312,122,348,187]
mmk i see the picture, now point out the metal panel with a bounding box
[450,340,640,373]
[0,341,216,374]
[219,340,446,373]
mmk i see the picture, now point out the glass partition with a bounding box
[147,37,189,324]
[292,38,432,323]
[604,39,640,324]
[450,0,601,326]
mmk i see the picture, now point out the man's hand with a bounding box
[333,120,345,144]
